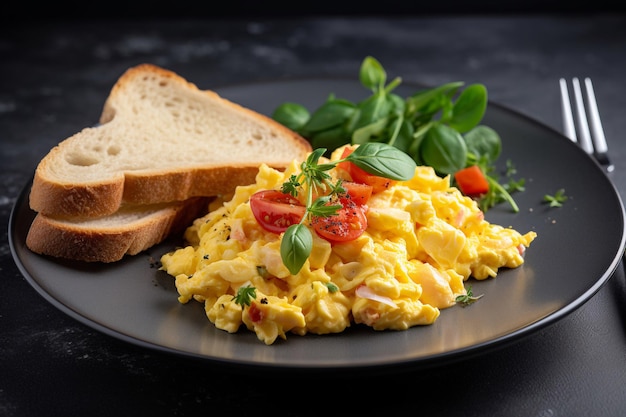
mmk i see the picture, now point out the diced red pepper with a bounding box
[454,165,489,196]
[248,302,264,323]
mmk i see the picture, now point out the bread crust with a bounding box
[29,160,270,216]
[25,197,211,263]
[29,164,124,218]
[29,63,312,218]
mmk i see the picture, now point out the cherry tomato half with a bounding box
[338,146,397,194]
[341,181,373,206]
[311,197,368,243]
[249,190,306,234]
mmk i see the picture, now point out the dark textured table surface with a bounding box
[2,15,626,417]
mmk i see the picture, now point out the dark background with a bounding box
[2,0,623,20]
[2,9,626,417]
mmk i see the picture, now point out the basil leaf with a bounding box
[302,99,356,133]
[464,125,501,163]
[352,117,389,144]
[408,122,433,161]
[354,92,393,130]
[280,224,313,275]
[388,93,406,113]
[310,126,351,151]
[420,124,467,175]
[406,81,463,115]
[347,142,416,181]
[389,119,414,154]
[272,103,310,131]
[449,84,487,133]
[359,56,386,91]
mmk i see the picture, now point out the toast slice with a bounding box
[29,63,312,218]
[25,197,211,263]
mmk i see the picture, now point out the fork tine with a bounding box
[559,77,614,173]
[584,78,614,172]
[583,78,609,154]
[571,77,595,155]
[559,78,577,142]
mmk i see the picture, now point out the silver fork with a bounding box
[559,77,614,173]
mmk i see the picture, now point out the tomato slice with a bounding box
[336,146,356,177]
[249,190,306,234]
[338,145,397,194]
[311,197,368,243]
[350,164,396,194]
[341,181,373,205]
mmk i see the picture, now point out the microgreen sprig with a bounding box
[543,188,568,207]
[279,143,416,275]
[455,285,483,307]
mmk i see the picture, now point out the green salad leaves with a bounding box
[273,56,523,212]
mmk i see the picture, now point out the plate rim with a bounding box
[9,76,626,372]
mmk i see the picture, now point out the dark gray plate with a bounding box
[9,79,626,373]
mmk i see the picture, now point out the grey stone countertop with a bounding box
[1,15,626,417]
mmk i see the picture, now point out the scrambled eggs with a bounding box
[160,146,536,345]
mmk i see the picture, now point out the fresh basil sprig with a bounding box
[279,143,416,275]
[272,56,522,212]
[345,142,416,181]
[280,224,313,275]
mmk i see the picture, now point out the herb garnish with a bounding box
[455,285,484,307]
[280,142,416,275]
[478,160,525,212]
[232,284,257,308]
[543,188,568,207]
[273,55,522,213]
